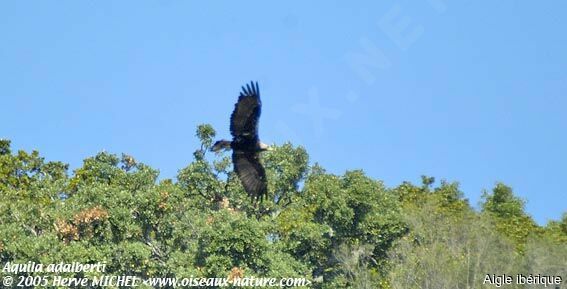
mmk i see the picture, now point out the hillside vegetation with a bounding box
[0,125,565,288]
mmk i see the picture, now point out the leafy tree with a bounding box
[0,130,565,289]
[481,183,541,252]
[388,180,523,289]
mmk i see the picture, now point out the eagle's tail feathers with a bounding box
[211,140,232,152]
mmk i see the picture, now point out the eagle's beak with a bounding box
[259,142,272,151]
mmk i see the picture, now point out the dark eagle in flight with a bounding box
[211,81,269,201]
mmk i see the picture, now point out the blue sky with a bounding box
[1,1,565,224]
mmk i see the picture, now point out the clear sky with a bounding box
[1,1,565,224]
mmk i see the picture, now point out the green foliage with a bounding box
[482,183,526,218]
[0,128,565,289]
[388,180,566,289]
[543,212,567,243]
[481,183,541,252]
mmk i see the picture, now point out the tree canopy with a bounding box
[0,127,565,289]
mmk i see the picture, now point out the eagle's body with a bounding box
[212,82,269,201]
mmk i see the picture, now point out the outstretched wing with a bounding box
[232,150,267,200]
[230,81,261,142]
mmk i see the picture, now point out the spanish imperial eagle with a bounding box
[211,81,269,201]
